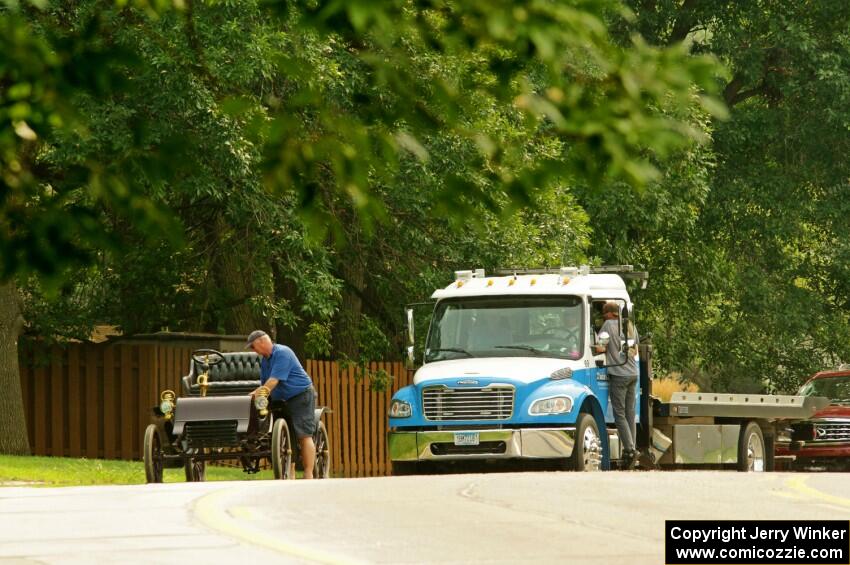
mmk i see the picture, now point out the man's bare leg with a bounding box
[299,436,316,479]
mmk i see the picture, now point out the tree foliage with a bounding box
[4,0,727,363]
[17,1,850,395]
[591,0,850,392]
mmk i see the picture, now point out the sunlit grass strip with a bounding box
[0,454,274,487]
[652,376,699,402]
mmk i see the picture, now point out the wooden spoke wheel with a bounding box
[313,421,331,479]
[184,452,206,482]
[143,424,164,484]
[271,418,292,480]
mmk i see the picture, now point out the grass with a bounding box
[652,376,699,401]
[0,454,275,487]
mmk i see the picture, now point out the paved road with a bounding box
[1,472,849,564]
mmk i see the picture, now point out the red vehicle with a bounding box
[777,366,850,471]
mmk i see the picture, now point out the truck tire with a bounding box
[738,421,765,472]
[571,413,602,471]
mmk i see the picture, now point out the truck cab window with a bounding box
[425,296,584,362]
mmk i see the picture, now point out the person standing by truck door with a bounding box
[594,301,639,469]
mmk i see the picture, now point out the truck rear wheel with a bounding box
[571,414,602,471]
[738,422,765,472]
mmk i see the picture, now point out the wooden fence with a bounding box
[18,342,413,477]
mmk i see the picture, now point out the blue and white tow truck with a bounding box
[388,266,827,473]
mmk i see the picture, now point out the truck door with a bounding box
[588,299,612,421]
[588,299,641,426]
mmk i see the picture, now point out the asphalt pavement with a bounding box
[1,471,849,564]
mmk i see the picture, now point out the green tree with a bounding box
[598,1,850,392]
[2,0,727,452]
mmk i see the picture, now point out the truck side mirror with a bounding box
[406,346,415,370]
[405,307,415,369]
[406,307,414,345]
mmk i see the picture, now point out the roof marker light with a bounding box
[530,278,537,286]
[508,278,515,286]
[561,277,570,285]
[487,280,493,287]
[457,280,464,288]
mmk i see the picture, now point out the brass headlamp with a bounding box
[159,389,176,420]
[254,386,270,417]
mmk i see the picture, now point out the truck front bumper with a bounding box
[388,428,576,461]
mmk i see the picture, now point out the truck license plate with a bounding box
[454,432,479,446]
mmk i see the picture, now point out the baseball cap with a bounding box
[246,330,268,350]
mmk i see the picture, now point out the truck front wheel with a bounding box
[571,414,602,471]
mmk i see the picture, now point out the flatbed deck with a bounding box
[658,392,829,420]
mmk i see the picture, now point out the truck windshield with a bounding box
[424,296,584,362]
[799,376,850,405]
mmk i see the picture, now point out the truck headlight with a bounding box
[389,399,412,418]
[529,396,573,415]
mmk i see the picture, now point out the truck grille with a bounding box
[813,421,850,442]
[430,441,507,456]
[185,420,239,447]
[422,386,514,421]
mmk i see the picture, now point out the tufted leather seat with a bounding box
[181,352,262,397]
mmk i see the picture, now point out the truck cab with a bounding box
[777,366,850,471]
[388,266,829,474]
[388,266,641,473]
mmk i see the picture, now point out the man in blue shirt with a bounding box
[247,330,317,479]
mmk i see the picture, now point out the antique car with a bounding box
[143,349,331,482]
[777,365,850,471]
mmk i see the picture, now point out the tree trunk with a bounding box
[273,265,306,358]
[215,243,263,334]
[334,251,365,359]
[0,281,31,454]
[207,215,263,334]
